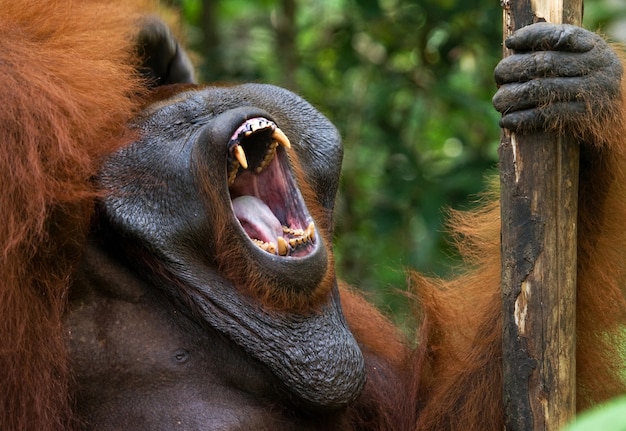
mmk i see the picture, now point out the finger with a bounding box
[493,77,604,114]
[499,101,587,132]
[505,22,599,53]
[494,50,613,85]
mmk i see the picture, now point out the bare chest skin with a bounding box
[66,245,350,431]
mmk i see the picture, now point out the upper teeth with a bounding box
[227,119,291,185]
[271,128,291,149]
[255,140,279,174]
[233,145,248,169]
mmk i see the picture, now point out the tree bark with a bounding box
[499,1,583,430]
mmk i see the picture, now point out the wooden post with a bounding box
[499,0,582,430]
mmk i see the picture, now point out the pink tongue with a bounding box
[232,196,283,243]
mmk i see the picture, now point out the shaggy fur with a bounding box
[0,1,152,428]
[408,54,626,430]
[1,1,625,430]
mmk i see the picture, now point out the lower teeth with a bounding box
[252,223,315,256]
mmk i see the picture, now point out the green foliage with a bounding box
[175,0,626,323]
[564,396,626,431]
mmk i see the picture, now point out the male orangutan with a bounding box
[1,1,625,430]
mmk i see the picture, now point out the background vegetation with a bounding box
[168,0,626,326]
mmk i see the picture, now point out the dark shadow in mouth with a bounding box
[227,117,316,258]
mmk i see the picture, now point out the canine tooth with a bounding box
[306,222,315,241]
[272,128,291,149]
[233,145,248,169]
[277,237,288,256]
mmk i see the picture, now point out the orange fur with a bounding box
[208,141,338,312]
[406,50,626,430]
[0,1,151,429]
[339,282,418,430]
[339,282,409,369]
[410,197,505,430]
[2,2,626,430]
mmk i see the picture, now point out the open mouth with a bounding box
[227,117,316,258]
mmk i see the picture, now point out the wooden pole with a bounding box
[499,0,583,430]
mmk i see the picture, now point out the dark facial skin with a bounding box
[64,20,626,431]
[67,84,364,430]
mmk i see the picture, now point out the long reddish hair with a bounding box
[0,1,150,428]
[2,2,625,430]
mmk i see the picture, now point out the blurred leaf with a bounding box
[564,396,626,431]
[176,0,626,325]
